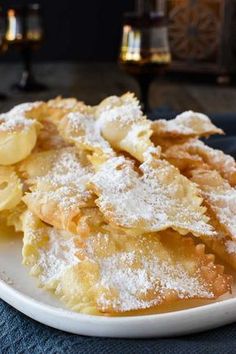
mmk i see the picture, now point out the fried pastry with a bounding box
[0,104,41,165]
[164,144,204,173]
[25,96,90,124]
[47,96,94,119]
[96,93,155,162]
[20,147,103,234]
[89,148,213,236]
[22,211,231,315]
[58,111,115,161]
[151,111,223,139]
[201,235,236,271]
[196,211,236,270]
[9,101,42,116]
[1,95,235,317]
[0,166,22,211]
[191,168,236,240]
[183,139,236,186]
[162,138,236,186]
[36,120,70,151]
[1,201,27,232]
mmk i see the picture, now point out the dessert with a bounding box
[0,94,235,316]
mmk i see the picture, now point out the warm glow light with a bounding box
[121,25,141,62]
[8,9,15,17]
[6,18,16,41]
[6,9,23,41]
[27,31,42,41]
[124,25,131,33]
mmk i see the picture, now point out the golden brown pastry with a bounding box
[20,147,103,235]
[0,166,22,211]
[89,147,214,237]
[58,111,115,162]
[22,211,231,315]
[151,111,223,139]
[0,94,235,317]
[0,103,41,165]
[96,93,155,162]
[191,168,236,240]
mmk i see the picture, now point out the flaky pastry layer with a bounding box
[22,211,231,315]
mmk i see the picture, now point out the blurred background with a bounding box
[1,0,133,62]
[1,0,236,121]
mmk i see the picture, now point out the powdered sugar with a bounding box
[99,255,213,311]
[152,111,223,137]
[60,112,114,156]
[9,102,41,116]
[0,102,40,133]
[0,114,34,132]
[30,227,215,312]
[191,169,236,239]
[48,98,78,110]
[90,154,213,236]
[84,233,213,312]
[38,228,78,284]
[98,101,144,127]
[35,148,94,213]
[187,139,236,184]
[206,188,236,239]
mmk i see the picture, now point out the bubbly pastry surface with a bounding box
[96,93,154,162]
[151,111,223,138]
[20,148,98,234]
[184,139,236,186]
[36,120,70,151]
[25,97,90,124]
[0,95,235,316]
[0,103,41,165]
[58,111,115,161]
[22,211,231,315]
[89,148,213,236]
[191,168,236,240]
[0,166,22,211]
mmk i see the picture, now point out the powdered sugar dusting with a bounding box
[98,100,144,127]
[38,228,78,284]
[191,169,236,239]
[30,227,215,312]
[206,188,236,239]
[98,255,213,311]
[90,154,213,236]
[9,102,41,116]
[0,102,40,133]
[0,115,33,132]
[60,112,114,156]
[187,139,236,184]
[36,148,94,213]
[85,233,213,312]
[152,111,223,136]
[48,98,78,110]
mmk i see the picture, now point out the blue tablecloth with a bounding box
[1,111,236,354]
[1,298,236,354]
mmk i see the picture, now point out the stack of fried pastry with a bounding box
[1,93,235,315]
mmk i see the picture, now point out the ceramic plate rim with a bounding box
[1,277,236,338]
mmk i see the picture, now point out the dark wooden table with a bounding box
[1,62,236,115]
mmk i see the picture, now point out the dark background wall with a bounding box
[1,0,135,61]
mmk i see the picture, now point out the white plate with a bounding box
[0,235,236,338]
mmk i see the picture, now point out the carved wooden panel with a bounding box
[167,0,236,74]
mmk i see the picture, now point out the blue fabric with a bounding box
[1,112,236,354]
[1,298,236,354]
